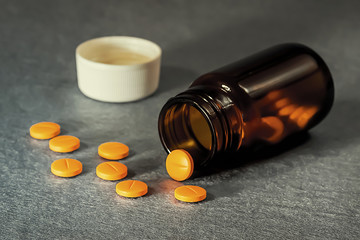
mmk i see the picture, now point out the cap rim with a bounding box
[76,36,161,103]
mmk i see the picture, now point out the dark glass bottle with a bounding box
[158,43,334,169]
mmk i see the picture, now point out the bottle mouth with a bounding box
[158,98,217,167]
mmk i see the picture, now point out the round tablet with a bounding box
[51,158,82,177]
[278,104,297,116]
[29,122,61,139]
[96,162,127,181]
[260,116,284,144]
[98,142,129,160]
[116,180,148,198]
[49,135,80,153]
[174,185,207,203]
[297,106,318,128]
[289,106,305,122]
[166,149,194,181]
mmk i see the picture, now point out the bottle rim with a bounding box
[158,95,219,167]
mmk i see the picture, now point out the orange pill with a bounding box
[274,98,291,109]
[116,180,148,198]
[29,122,60,139]
[166,149,194,181]
[297,106,318,128]
[174,185,207,203]
[96,162,127,181]
[98,142,129,160]
[278,104,297,116]
[51,158,82,177]
[266,90,282,101]
[49,135,80,153]
[260,116,284,144]
[289,106,305,122]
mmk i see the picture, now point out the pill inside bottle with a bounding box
[159,43,334,173]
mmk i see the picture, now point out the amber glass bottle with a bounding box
[158,43,334,169]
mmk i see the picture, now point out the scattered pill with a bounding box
[96,162,127,181]
[29,122,60,139]
[174,185,207,203]
[29,122,202,202]
[49,135,80,153]
[98,142,129,160]
[166,149,194,181]
[51,158,82,177]
[116,180,148,198]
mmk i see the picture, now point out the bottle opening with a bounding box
[159,102,214,166]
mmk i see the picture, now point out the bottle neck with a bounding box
[158,85,244,167]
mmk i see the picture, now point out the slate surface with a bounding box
[0,0,359,239]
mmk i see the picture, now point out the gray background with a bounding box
[0,0,359,239]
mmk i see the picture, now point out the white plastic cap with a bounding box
[76,36,161,102]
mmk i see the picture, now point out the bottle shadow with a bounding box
[194,99,360,199]
[199,132,311,178]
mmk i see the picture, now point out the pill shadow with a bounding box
[126,149,136,159]
[126,169,136,179]
[97,152,135,161]
[204,192,215,202]
[114,186,154,200]
[170,193,214,205]
[122,139,165,176]
[48,172,83,182]
[146,186,155,197]
[80,162,93,176]
[78,142,89,151]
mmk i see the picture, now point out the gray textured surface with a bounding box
[0,0,359,239]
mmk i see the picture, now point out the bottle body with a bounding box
[158,43,334,169]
